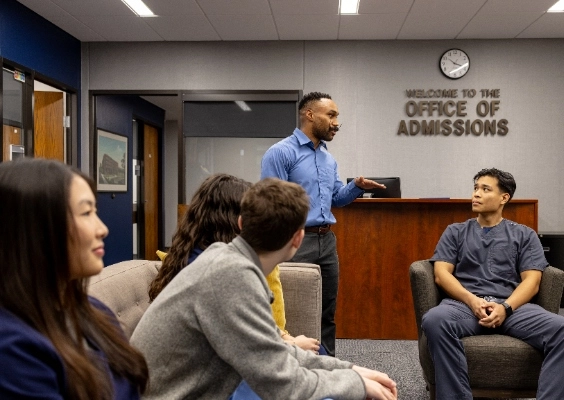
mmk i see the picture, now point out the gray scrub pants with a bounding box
[422,298,564,400]
[290,231,339,357]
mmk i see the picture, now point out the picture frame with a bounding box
[96,129,128,192]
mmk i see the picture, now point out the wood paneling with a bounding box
[332,198,538,340]
[178,204,188,227]
[34,91,64,161]
[2,125,22,161]
[144,125,159,260]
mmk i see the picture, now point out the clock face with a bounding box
[440,49,470,79]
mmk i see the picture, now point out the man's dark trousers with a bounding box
[291,231,339,357]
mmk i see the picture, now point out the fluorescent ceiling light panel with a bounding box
[340,0,360,14]
[235,101,252,111]
[121,0,155,17]
[548,0,564,12]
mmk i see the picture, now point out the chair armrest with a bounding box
[536,266,564,314]
[409,260,442,338]
[278,262,321,340]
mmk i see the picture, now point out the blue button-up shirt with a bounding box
[260,128,362,226]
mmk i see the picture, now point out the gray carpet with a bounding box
[335,339,428,400]
[335,339,535,400]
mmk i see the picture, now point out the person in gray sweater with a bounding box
[131,178,397,400]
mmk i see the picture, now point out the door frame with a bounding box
[133,118,162,259]
[1,56,79,165]
[89,90,176,256]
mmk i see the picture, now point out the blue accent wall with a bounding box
[0,0,81,89]
[96,95,165,265]
[1,0,82,163]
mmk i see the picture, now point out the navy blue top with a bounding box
[187,247,204,265]
[0,297,140,399]
[430,218,548,299]
[261,128,362,227]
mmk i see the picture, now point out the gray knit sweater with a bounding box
[131,236,366,399]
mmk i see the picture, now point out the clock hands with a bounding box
[448,58,462,67]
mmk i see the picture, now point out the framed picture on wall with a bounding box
[96,129,128,192]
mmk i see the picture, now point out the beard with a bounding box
[312,121,339,142]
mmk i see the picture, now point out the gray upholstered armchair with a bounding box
[88,260,321,340]
[409,259,564,399]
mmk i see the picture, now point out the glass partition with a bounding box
[184,136,282,201]
[182,92,299,202]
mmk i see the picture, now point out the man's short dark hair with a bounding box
[474,168,516,201]
[240,178,309,254]
[298,92,332,112]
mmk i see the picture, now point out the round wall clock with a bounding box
[439,49,470,79]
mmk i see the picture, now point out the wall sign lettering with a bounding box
[397,89,508,136]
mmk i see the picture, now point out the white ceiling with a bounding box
[17,0,564,42]
[19,0,564,121]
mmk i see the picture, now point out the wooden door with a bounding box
[34,91,64,161]
[2,125,22,161]
[143,124,159,260]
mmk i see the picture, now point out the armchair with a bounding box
[409,259,564,399]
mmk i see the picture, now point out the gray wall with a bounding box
[164,120,179,247]
[82,39,564,239]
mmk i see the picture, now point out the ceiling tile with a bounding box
[338,13,406,40]
[479,0,558,14]
[50,0,132,16]
[14,0,564,42]
[398,0,486,39]
[17,0,66,16]
[41,14,106,41]
[143,0,204,16]
[358,0,414,14]
[407,0,486,14]
[196,0,271,15]
[459,12,545,39]
[274,14,339,40]
[270,0,338,15]
[207,15,278,40]
[79,16,164,41]
[144,16,220,41]
[517,13,564,38]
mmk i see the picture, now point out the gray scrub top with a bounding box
[430,218,548,299]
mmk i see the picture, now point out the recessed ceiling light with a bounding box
[235,101,252,111]
[121,0,155,17]
[548,0,564,12]
[339,0,360,15]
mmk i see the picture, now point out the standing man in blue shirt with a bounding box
[422,168,564,400]
[261,92,385,356]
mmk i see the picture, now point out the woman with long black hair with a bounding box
[0,158,148,399]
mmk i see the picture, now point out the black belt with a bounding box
[304,224,331,235]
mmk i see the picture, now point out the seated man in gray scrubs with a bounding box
[422,167,564,400]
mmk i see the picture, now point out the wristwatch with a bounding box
[501,302,513,318]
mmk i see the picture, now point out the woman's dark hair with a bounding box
[473,167,516,201]
[148,173,252,301]
[0,158,148,399]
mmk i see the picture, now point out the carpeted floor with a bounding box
[335,339,535,400]
[336,339,429,400]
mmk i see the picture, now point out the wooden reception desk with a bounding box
[331,198,538,340]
